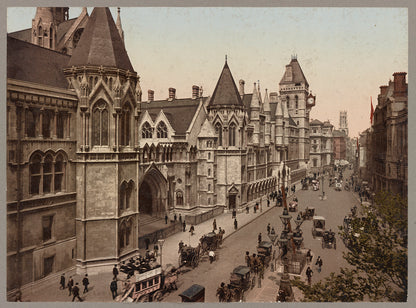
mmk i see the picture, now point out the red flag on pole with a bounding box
[370,96,374,124]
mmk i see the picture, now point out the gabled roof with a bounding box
[208,62,244,108]
[279,58,309,87]
[68,7,134,71]
[288,116,297,126]
[310,119,323,126]
[323,121,333,127]
[7,36,70,88]
[198,118,217,138]
[140,98,208,135]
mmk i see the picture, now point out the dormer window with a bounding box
[142,122,152,138]
[156,121,168,138]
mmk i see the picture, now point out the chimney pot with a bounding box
[168,87,176,101]
[393,72,407,96]
[192,85,199,99]
[239,79,245,96]
[148,90,154,102]
[379,85,388,96]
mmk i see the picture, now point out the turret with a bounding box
[32,7,58,49]
[250,83,260,145]
[275,100,283,145]
[264,89,271,145]
[116,7,124,44]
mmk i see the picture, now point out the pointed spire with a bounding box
[68,7,134,71]
[116,7,124,44]
[263,89,270,112]
[135,78,142,102]
[80,72,89,97]
[250,82,260,109]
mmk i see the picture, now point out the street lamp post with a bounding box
[267,227,279,272]
[157,239,165,270]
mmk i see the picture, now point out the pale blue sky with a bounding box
[7,7,408,137]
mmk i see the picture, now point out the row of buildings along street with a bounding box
[5,6,408,302]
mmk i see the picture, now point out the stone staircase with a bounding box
[139,214,163,226]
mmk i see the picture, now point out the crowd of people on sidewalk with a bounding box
[58,272,89,302]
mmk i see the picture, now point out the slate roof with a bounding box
[288,116,297,126]
[7,36,70,88]
[68,7,134,71]
[323,121,333,127]
[280,58,309,87]
[310,119,323,126]
[140,98,207,135]
[208,62,244,108]
[8,28,31,42]
[242,93,253,114]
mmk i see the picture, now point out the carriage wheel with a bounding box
[138,294,150,302]
[192,255,199,268]
[152,291,163,302]
[178,254,182,267]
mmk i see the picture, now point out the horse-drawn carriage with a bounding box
[179,284,205,302]
[199,231,223,254]
[322,230,336,249]
[256,241,273,268]
[288,200,298,212]
[312,216,326,238]
[116,265,178,302]
[217,266,252,302]
[301,207,315,220]
[178,244,201,268]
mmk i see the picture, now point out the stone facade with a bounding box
[7,7,317,293]
[367,72,407,198]
[308,119,334,174]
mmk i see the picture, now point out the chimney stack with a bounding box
[393,72,407,96]
[168,87,176,101]
[148,90,154,102]
[379,85,388,96]
[192,85,200,99]
[239,79,245,96]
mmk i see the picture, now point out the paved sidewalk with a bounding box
[18,191,298,302]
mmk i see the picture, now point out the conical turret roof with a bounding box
[250,83,260,109]
[275,100,283,117]
[68,7,134,71]
[208,62,244,108]
[263,89,270,112]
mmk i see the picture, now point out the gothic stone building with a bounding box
[7,7,316,294]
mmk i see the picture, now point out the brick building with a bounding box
[308,119,334,174]
[7,7,317,294]
[332,129,347,161]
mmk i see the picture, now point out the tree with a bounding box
[292,191,407,302]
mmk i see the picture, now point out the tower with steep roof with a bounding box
[63,7,141,272]
[279,56,314,165]
[207,60,247,210]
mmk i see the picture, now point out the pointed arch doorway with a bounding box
[139,164,168,217]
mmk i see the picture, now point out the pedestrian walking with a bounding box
[306,249,312,263]
[60,273,65,290]
[316,256,323,273]
[245,251,250,267]
[232,209,236,219]
[234,218,238,230]
[213,219,217,231]
[110,278,118,300]
[165,214,168,224]
[67,276,74,296]
[174,213,177,222]
[182,221,186,232]
[258,232,262,244]
[72,283,83,302]
[113,265,119,279]
[189,225,195,235]
[179,213,182,223]
[254,203,257,213]
[267,198,270,207]
[209,250,215,263]
[82,274,89,293]
[246,205,249,214]
[306,266,313,285]
[267,223,271,235]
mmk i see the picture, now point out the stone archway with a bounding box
[138,164,168,217]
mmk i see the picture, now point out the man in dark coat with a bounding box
[306,266,313,285]
[179,214,182,223]
[113,265,119,279]
[110,278,118,299]
[174,213,177,221]
[182,221,186,232]
[72,283,83,302]
[60,273,65,290]
[82,274,89,293]
[258,233,262,244]
[67,276,74,296]
[234,218,238,230]
[165,214,168,224]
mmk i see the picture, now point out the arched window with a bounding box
[38,26,43,46]
[208,152,211,160]
[208,184,211,191]
[30,153,42,195]
[295,95,298,109]
[43,154,53,194]
[229,123,236,146]
[176,190,184,206]
[120,103,131,146]
[42,110,52,138]
[208,168,211,176]
[215,123,222,146]
[119,182,127,210]
[54,154,66,192]
[126,220,132,246]
[92,100,109,146]
[119,223,126,249]
[286,96,290,109]
[156,121,168,138]
[142,122,152,138]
